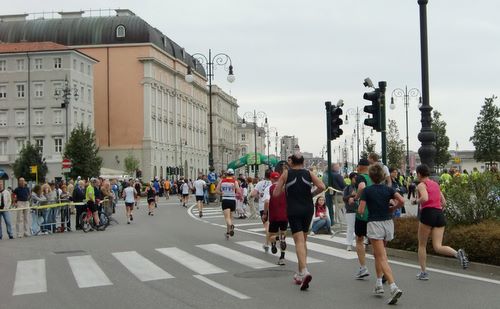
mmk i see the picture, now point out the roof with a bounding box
[0,14,205,76]
[0,41,68,53]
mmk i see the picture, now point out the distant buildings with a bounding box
[280,135,299,160]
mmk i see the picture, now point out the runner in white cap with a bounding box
[216,169,240,239]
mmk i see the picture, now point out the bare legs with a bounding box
[418,224,457,272]
[293,232,308,272]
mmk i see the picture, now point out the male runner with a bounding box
[252,169,272,252]
[216,169,240,239]
[193,175,207,217]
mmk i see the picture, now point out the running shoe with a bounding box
[354,267,370,279]
[263,244,270,253]
[346,245,353,251]
[130,215,134,221]
[387,287,403,305]
[277,258,286,266]
[300,271,312,291]
[373,285,385,295]
[229,224,235,237]
[416,271,429,280]
[280,240,287,251]
[271,241,278,254]
[293,273,303,285]
[457,249,469,269]
[199,211,203,218]
[225,232,229,240]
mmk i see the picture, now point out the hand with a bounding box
[261,212,268,223]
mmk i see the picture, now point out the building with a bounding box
[0,9,226,181]
[280,135,299,160]
[237,120,266,177]
[0,41,96,182]
[444,150,497,173]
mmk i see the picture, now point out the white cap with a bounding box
[227,168,235,175]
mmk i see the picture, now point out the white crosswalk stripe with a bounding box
[112,251,174,281]
[68,255,113,288]
[197,244,278,269]
[12,259,47,296]
[155,247,226,275]
[236,241,324,264]
[285,238,357,260]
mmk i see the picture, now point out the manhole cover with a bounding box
[53,250,87,254]
[234,269,294,279]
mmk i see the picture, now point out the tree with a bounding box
[13,142,48,182]
[431,110,452,169]
[470,95,500,165]
[124,153,140,176]
[387,119,405,169]
[64,123,103,179]
[361,137,377,159]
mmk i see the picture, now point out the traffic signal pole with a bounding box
[325,101,333,189]
[379,81,387,165]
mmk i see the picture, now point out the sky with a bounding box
[4,0,499,160]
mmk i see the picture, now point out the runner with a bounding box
[262,171,288,265]
[86,178,104,230]
[193,175,207,217]
[414,164,469,280]
[122,181,137,224]
[358,163,405,304]
[134,179,142,210]
[274,153,325,291]
[145,182,156,216]
[216,169,240,240]
[352,158,371,279]
[180,179,190,207]
[343,172,358,251]
[164,179,171,200]
[252,170,272,252]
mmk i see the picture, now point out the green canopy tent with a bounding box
[227,153,278,170]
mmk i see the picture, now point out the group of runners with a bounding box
[212,152,469,305]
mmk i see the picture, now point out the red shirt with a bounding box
[269,184,287,222]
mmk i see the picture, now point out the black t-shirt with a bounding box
[361,184,396,221]
[285,169,314,217]
[14,187,30,201]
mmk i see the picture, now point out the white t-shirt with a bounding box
[123,186,136,204]
[181,183,190,195]
[193,179,206,196]
[254,180,272,211]
[262,186,271,203]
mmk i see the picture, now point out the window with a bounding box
[34,83,44,97]
[74,111,78,123]
[87,64,91,75]
[241,133,246,141]
[73,59,77,70]
[16,84,25,98]
[80,62,84,73]
[81,112,85,124]
[16,139,25,152]
[15,111,25,127]
[16,59,25,71]
[241,147,247,156]
[0,140,6,155]
[0,112,6,127]
[54,58,62,69]
[80,86,84,101]
[88,115,91,126]
[0,85,6,99]
[54,138,63,153]
[0,60,6,71]
[35,138,44,154]
[87,88,92,102]
[34,58,43,70]
[34,110,44,125]
[54,109,62,124]
[116,25,126,38]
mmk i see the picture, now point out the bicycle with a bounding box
[79,200,109,233]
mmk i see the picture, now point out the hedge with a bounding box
[388,217,500,266]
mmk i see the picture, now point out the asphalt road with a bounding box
[0,197,499,309]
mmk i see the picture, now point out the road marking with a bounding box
[156,247,226,275]
[247,227,266,232]
[67,255,113,288]
[234,222,263,227]
[13,259,47,296]
[193,275,250,300]
[196,209,221,213]
[197,244,277,269]
[285,238,358,260]
[236,241,323,264]
[112,251,174,282]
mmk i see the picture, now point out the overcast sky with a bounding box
[5,0,499,159]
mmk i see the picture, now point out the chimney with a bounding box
[0,14,29,22]
[58,11,85,19]
[115,9,135,17]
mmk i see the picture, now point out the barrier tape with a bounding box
[0,202,86,212]
[324,186,344,194]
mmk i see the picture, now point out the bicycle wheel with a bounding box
[99,212,110,228]
[80,212,92,233]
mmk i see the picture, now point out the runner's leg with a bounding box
[417,223,432,272]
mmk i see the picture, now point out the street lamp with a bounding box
[266,125,277,168]
[391,86,422,176]
[179,138,187,178]
[242,110,267,178]
[54,76,79,144]
[185,49,235,173]
[345,107,361,163]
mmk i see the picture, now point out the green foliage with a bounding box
[124,153,140,175]
[387,119,405,169]
[361,137,376,159]
[431,110,452,169]
[63,123,102,179]
[470,95,500,165]
[12,142,48,182]
[443,171,500,225]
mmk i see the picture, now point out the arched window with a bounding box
[116,25,126,38]
[241,147,247,156]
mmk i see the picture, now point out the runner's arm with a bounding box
[414,182,428,204]
[357,200,366,216]
[273,169,288,197]
[354,182,366,200]
[310,171,325,196]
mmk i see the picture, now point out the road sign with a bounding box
[30,165,37,174]
[62,158,72,169]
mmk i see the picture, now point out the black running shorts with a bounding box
[221,199,236,212]
[269,221,288,233]
[420,207,446,227]
[125,202,134,208]
[355,218,367,237]
[87,201,97,213]
[288,215,313,234]
[196,195,204,201]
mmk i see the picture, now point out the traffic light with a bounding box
[363,88,382,131]
[330,106,343,140]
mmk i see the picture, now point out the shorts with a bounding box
[182,194,189,198]
[260,210,265,217]
[196,195,204,201]
[367,220,394,241]
[288,215,313,234]
[125,202,134,208]
[87,201,97,213]
[269,221,288,233]
[420,207,446,227]
[147,198,155,204]
[355,218,367,237]
[221,199,236,212]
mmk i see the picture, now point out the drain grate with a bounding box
[53,250,87,254]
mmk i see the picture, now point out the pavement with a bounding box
[0,197,499,309]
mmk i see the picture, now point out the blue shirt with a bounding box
[14,186,30,201]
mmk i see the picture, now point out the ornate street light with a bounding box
[242,110,267,177]
[345,106,361,163]
[54,76,79,144]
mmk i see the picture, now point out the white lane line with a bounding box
[197,244,277,269]
[286,238,357,260]
[247,228,266,232]
[67,255,113,288]
[236,241,323,264]
[156,247,226,275]
[193,275,250,300]
[112,251,174,282]
[13,259,47,296]
[309,234,353,246]
[234,222,263,227]
[202,215,225,219]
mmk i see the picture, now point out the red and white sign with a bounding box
[62,158,72,169]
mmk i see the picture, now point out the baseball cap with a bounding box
[270,172,280,180]
[358,158,370,166]
[227,168,235,175]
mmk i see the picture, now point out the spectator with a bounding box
[30,185,47,235]
[343,172,358,251]
[73,180,86,230]
[0,181,14,239]
[311,196,332,235]
[13,177,31,238]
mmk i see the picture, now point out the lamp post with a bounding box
[266,125,277,168]
[390,86,422,176]
[242,110,267,178]
[185,49,235,173]
[179,138,187,178]
[55,76,79,144]
[345,107,361,163]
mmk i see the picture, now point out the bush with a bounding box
[443,172,500,226]
[388,217,500,266]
